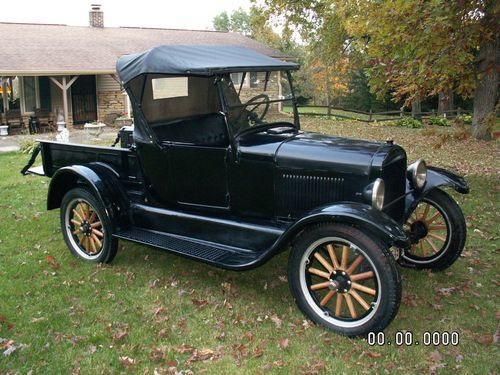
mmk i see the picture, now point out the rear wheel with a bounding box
[402,188,466,271]
[288,223,401,337]
[60,187,118,263]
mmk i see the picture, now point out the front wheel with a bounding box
[60,187,118,263]
[401,188,466,271]
[288,223,401,337]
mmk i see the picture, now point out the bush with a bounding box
[396,117,423,129]
[456,114,473,125]
[427,116,451,127]
[19,138,37,154]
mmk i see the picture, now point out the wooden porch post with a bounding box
[50,75,79,127]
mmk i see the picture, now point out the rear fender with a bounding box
[47,164,129,227]
[404,166,469,220]
[275,202,410,250]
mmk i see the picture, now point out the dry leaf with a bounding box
[119,356,136,369]
[270,314,282,329]
[46,255,60,270]
[278,337,289,349]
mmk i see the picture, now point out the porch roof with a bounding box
[0,22,290,76]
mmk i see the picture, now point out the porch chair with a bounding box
[6,109,25,135]
[35,108,55,133]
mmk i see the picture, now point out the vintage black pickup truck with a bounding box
[23,45,469,336]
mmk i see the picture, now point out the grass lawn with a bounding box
[0,119,498,374]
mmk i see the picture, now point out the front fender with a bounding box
[276,202,410,249]
[47,164,129,227]
[404,166,469,220]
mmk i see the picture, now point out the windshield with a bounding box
[219,71,297,134]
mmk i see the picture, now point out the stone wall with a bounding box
[97,90,126,126]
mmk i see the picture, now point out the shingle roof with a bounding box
[0,23,289,76]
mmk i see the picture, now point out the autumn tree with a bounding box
[260,0,499,140]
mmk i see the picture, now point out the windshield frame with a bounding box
[216,69,300,137]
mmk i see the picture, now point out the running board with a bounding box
[114,228,263,269]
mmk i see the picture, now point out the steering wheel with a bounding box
[235,94,271,124]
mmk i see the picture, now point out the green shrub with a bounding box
[427,116,451,127]
[456,114,473,125]
[19,138,37,154]
[396,117,423,129]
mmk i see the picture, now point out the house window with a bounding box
[250,72,259,88]
[230,73,245,86]
[23,77,37,113]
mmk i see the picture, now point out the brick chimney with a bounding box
[89,4,104,28]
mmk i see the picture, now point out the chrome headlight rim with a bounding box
[371,178,385,210]
[411,159,427,190]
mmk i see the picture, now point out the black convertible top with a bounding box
[116,45,299,84]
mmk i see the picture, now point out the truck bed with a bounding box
[35,140,141,180]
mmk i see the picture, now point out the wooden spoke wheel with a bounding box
[60,187,118,263]
[68,200,105,257]
[288,224,401,336]
[401,189,466,271]
[305,242,379,322]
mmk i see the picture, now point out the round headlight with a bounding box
[372,178,385,210]
[412,159,427,189]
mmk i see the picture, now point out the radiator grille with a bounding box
[381,156,406,221]
[277,173,344,216]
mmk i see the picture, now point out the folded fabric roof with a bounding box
[116,44,299,84]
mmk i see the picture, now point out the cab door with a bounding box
[168,143,229,208]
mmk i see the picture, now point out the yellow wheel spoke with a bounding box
[72,209,83,222]
[91,221,102,228]
[320,290,336,306]
[310,281,331,291]
[351,282,376,296]
[79,235,86,245]
[350,271,374,282]
[426,211,441,225]
[428,232,446,242]
[344,293,357,318]
[71,219,81,226]
[84,237,90,252]
[91,233,102,249]
[346,255,364,275]
[420,240,427,256]
[428,224,446,231]
[425,237,439,253]
[421,203,430,220]
[335,294,343,316]
[72,229,80,235]
[349,289,370,311]
[326,244,340,269]
[92,228,104,238]
[308,267,330,279]
[89,237,97,253]
[89,211,96,224]
[77,204,86,220]
[341,246,349,270]
[314,252,333,273]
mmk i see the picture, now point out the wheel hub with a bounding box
[80,220,92,237]
[330,270,352,293]
[410,220,428,241]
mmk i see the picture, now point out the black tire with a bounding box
[288,223,401,337]
[401,188,466,271]
[60,187,118,263]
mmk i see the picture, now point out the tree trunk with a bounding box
[472,32,498,140]
[325,67,331,116]
[411,98,421,120]
[438,89,454,116]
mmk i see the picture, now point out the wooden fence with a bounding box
[294,105,472,123]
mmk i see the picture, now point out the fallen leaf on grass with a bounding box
[112,330,128,342]
[437,287,456,297]
[31,317,47,323]
[270,314,282,329]
[175,344,195,354]
[186,347,222,365]
[361,350,382,359]
[475,334,493,346]
[191,299,210,308]
[157,329,169,339]
[278,338,289,349]
[299,360,326,374]
[46,255,60,270]
[119,356,137,369]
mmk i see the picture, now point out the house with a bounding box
[0,5,289,131]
